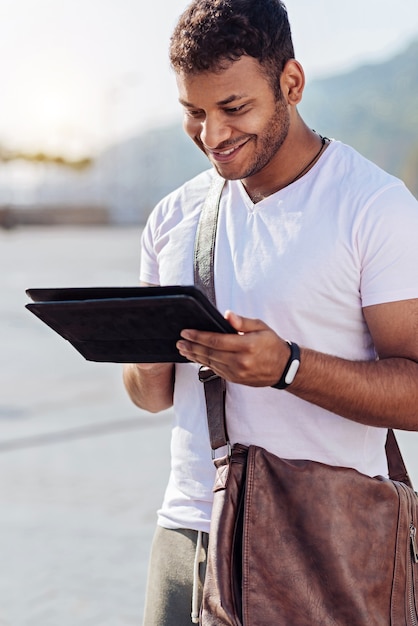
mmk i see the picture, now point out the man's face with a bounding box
[176,55,290,184]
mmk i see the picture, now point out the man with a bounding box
[123,1,418,624]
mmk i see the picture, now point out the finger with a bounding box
[180,313,269,345]
[176,339,226,371]
[179,328,242,353]
[224,311,270,334]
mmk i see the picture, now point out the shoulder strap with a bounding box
[194,174,226,302]
[194,174,229,451]
[193,173,413,488]
[385,429,413,488]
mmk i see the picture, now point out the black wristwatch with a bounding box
[271,341,301,390]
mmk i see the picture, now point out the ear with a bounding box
[280,60,305,105]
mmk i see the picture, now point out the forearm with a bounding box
[123,362,175,413]
[290,348,418,430]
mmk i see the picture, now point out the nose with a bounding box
[188,113,232,150]
[201,114,232,149]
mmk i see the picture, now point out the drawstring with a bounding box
[191,530,204,623]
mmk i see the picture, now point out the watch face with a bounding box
[284,358,300,385]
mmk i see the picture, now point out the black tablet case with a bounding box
[25,285,235,363]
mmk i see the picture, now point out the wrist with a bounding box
[271,341,301,390]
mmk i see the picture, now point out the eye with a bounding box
[184,108,204,119]
[225,104,246,114]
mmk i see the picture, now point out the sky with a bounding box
[1,0,418,158]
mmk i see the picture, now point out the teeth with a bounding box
[217,146,236,156]
[221,147,235,155]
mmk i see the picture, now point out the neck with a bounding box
[243,130,329,203]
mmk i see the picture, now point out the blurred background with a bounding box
[1,1,418,624]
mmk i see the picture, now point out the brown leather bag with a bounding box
[201,438,418,625]
[195,176,418,625]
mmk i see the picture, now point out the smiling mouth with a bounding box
[206,138,250,161]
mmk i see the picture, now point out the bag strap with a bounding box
[194,174,229,451]
[385,429,413,487]
[194,174,226,303]
[194,173,414,488]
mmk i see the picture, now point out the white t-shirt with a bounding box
[140,140,418,533]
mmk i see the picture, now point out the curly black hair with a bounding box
[169,0,294,96]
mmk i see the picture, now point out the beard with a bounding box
[236,97,290,180]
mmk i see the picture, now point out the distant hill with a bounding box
[299,39,418,196]
[98,124,208,222]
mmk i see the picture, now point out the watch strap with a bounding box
[271,341,300,389]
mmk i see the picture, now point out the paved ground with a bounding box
[0,411,171,626]
[0,226,171,625]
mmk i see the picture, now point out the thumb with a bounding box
[224,310,269,334]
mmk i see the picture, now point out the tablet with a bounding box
[25,285,236,363]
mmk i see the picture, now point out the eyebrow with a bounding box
[178,93,248,107]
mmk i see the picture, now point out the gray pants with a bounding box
[142,526,209,626]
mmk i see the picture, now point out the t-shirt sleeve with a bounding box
[358,182,418,307]
[139,209,161,285]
